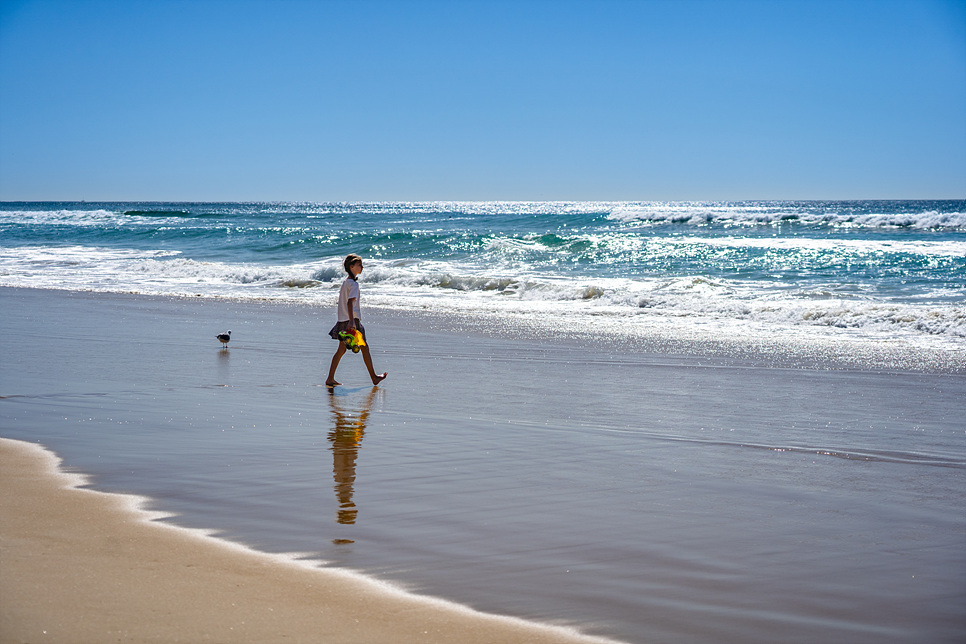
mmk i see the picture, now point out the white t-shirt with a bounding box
[337,277,361,322]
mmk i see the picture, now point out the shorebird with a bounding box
[216,330,231,348]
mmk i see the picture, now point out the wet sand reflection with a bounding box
[327,387,378,536]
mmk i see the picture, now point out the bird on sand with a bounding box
[216,330,231,348]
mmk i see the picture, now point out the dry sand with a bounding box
[0,437,617,644]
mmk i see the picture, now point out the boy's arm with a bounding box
[347,298,357,330]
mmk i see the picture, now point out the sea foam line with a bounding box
[1,246,964,346]
[609,205,966,229]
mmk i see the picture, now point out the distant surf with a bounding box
[1,200,963,358]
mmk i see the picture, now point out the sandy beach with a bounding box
[1,287,964,643]
[0,437,615,644]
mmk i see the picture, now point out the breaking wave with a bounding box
[1,246,962,347]
[609,203,966,230]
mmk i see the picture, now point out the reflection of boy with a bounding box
[327,389,376,525]
[330,423,360,525]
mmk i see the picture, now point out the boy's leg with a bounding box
[361,346,387,385]
[326,343,347,385]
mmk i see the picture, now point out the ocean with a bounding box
[1,201,965,642]
[1,200,964,367]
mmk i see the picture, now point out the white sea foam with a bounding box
[686,236,966,257]
[1,246,963,353]
[0,208,190,227]
[0,209,119,225]
[0,246,336,296]
[609,204,966,229]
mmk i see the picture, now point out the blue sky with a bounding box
[1,0,964,201]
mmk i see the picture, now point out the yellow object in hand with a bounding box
[338,329,366,353]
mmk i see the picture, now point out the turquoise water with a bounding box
[1,200,964,353]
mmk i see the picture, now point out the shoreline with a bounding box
[2,285,962,374]
[0,437,619,644]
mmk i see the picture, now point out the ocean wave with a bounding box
[0,245,336,294]
[0,208,211,228]
[691,236,966,257]
[124,209,191,217]
[609,204,966,230]
[336,262,966,339]
[1,246,963,349]
[0,207,239,228]
[363,264,609,301]
[0,209,119,226]
[122,209,227,219]
[4,201,964,230]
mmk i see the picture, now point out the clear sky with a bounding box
[1,0,964,201]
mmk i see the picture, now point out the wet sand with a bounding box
[1,287,964,643]
[0,436,615,643]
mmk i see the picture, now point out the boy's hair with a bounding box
[343,254,362,280]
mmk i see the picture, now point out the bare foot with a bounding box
[371,372,388,385]
[325,380,341,387]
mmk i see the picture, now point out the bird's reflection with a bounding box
[327,387,378,528]
[216,345,230,383]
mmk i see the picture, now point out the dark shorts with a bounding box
[328,319,367,343]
